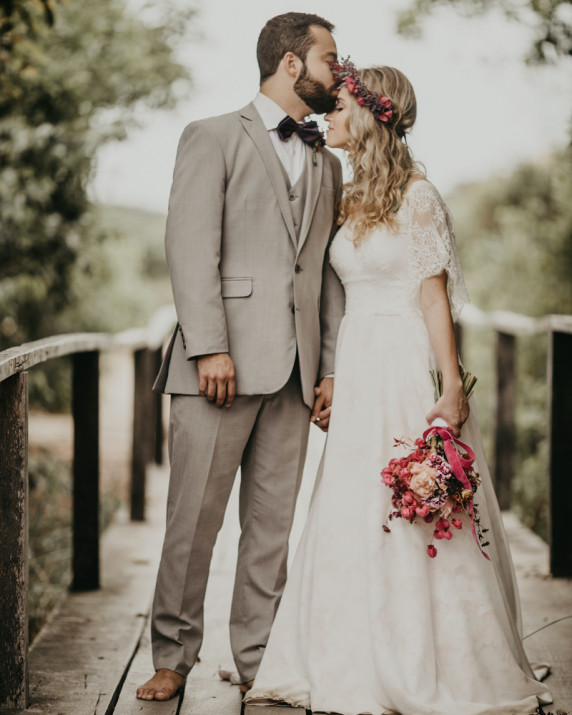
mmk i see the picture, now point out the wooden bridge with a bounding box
[1,306,571,713]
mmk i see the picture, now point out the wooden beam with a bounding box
[493,332,516,510]
[153,347,164,466]
[131,349,154,521]
[0,373,29,709]
[72,351,100,590]
[547,330,572,577]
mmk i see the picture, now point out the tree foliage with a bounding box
[447,141,572,538]
[0,0,194,349]
[397,0,572,63]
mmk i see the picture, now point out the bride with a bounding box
[245,62,552,715]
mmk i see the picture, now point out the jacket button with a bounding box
[289,193,296,201]
[294,264,302,273]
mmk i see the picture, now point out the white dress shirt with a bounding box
[253,92,306,186]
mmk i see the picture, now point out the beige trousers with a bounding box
[151,365,310,682]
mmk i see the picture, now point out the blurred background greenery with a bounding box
[0,0,570,639]
[1,0,195,640]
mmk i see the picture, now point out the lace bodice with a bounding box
[330,180,469,320]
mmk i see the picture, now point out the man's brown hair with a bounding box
[257,12,334,84]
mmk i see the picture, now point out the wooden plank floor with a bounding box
[9,429,572,714]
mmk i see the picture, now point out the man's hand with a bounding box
[197,353,236,408]
[311,377,334,432]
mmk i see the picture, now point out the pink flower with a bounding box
[403,491,417,506]
[345,77,359,94]
[401,506,415,519]
[415,504,430,518]
[400,468,410,479]
[434,530,444,540]
[443,530,453,540]
[451,517,462,530]
[409,461,438,500]
[427,545,437,558]
[356,95,367,106]
[436,518,449,531]
[382,473,395,486]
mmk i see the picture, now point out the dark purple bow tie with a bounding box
[276,116,324,147]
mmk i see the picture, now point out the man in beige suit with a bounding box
[137,12,344,701]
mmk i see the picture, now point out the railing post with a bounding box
[547,329,572,577]
[72,351,100,590]
[493,331,516,510]
[0,373,29,709]
[131,348,154,521]
[153,346,164,465]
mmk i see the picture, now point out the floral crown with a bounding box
[330,57,393,124]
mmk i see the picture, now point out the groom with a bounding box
[137,12,344,701]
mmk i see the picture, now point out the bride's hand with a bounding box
[425,386,469,437]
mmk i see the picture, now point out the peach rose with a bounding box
[409,461,438,500]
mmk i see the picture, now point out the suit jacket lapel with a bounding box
[297,144,324,255]
[239,103,297,248]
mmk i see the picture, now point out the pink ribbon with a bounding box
[422,425,490,560]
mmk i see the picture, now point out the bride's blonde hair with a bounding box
[339,66,425,241]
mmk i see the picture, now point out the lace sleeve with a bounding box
[407,180,469,321]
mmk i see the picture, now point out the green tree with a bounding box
[0,0,194,349]
[398,0,572,63]
[447,142,572,537]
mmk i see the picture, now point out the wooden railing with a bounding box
[457,305,572,579]
[0,305,176,709]
[0,303,571,708]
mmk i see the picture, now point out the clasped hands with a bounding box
[197,353,333,431]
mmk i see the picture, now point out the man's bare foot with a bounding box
[136,668,186,701]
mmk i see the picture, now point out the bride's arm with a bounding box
[420,271,469,436]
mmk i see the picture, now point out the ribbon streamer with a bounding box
[422,424,490,560]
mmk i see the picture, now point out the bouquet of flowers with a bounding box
[381,369,490,559]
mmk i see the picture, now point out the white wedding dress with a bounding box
[246,180,552,715]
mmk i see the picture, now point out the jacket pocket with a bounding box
[221,277,253,298]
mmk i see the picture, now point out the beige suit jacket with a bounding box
[153,102,345,408]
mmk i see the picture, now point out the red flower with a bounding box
[401,506,415,520]
[382,473,395,487]
[345,78,359,94]
[356,95,367,106]
[427,545,437,558]
[451,517,462,530]
[403,491,416,506]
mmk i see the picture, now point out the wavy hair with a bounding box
[339,66,425,241]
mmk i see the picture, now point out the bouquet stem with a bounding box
[430,367,477,403]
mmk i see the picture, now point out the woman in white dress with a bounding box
[245,63,552,715]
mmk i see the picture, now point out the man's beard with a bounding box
[294,64,337,114]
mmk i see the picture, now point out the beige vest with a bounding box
[279,162,308,245]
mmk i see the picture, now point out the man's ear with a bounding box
[282,51,303,79]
